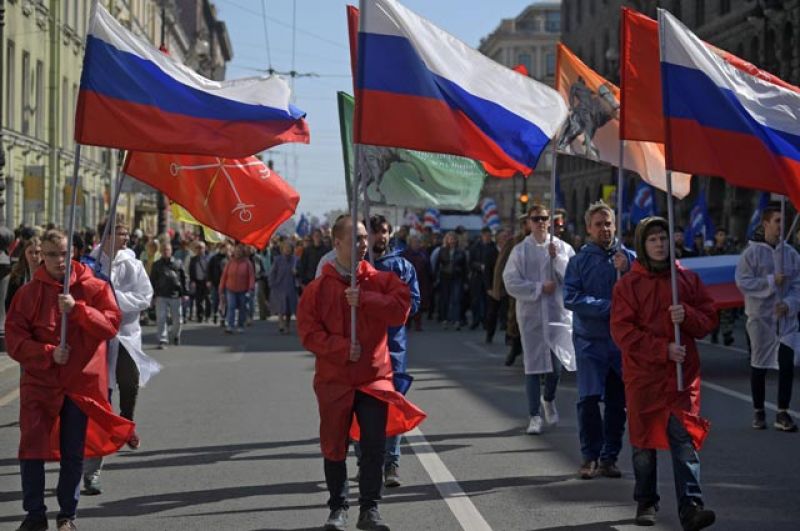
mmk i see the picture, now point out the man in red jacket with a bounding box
[297,215,426,531]
[6,230,133,531]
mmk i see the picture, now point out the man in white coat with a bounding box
[83,216,162,494]
[735,205,799,432]
[503,204,576,435]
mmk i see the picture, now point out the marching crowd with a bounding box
[2,200,798,531]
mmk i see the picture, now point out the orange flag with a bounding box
[124,153,299,248]
[555,43,690,198]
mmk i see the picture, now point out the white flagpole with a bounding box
[97,150,127,276]
[60,145,83,349]
[351,144,361,348]
[549,140,557,279]
[616,140,625,279]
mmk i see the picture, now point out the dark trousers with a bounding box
[116,344,140,421]
[484,296,508,341]
[21,397,88,521]
[577,369,627,463]
[324,391,388,512]
[193,282,211,321]
[752,343,795,410]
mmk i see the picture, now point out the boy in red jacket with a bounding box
[6,230,133,531]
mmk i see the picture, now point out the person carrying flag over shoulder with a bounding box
[297,215,426,531]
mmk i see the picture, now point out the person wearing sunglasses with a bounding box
[503,204,576,435]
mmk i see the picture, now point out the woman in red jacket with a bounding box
[611,217,717,531]
[6,230,133,531]
[219,242,255,334]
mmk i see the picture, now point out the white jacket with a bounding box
[736,240,800,369]
[503,235,576,374]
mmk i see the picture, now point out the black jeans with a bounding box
[193,282,211,321]
[116,344,140,421]
[324,391,388,511]
[751,343,795,410]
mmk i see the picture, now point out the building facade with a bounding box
[478,1,561,227]
[1,0,232,236]
[559,0,800,240]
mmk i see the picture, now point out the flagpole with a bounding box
[777,195,786,336]
[665,170,684,392]
[616,140,625,280]
[97,150,127,275]
[364,171,374,264]
[60,144,83,349]
[549,139,557,279]
[351,143,361,348]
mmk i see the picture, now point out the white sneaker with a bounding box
[541,398,559,426]
[526,415,543,435]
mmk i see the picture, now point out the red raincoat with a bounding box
[297,260,427,461]
[611,261,718,450]
[6,262,134,460]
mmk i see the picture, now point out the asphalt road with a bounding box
[0,315,798,530]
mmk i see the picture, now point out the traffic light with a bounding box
[519,192,529,213]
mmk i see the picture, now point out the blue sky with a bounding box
[215,0,544,218]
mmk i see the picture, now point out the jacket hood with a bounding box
[114,248,137,264]
[321,259,378,284]
[634,217,671,273]
[34,260,94,287]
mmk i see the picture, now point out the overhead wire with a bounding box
[260,0,273,73]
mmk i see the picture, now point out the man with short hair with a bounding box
[468,228,495,330]
[6,230,132,531]
[736,206,800,432]
[299,229,331,289]
[189,242,211,323]
[149,242,187,348]
[208,241,231,325]
[564,202,635,479]
[297,215,425,531]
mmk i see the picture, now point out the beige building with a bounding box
[1,0,231,236]
[478,1,562,227]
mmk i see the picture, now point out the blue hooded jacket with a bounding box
[373,249,420,371]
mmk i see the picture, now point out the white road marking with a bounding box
[406,427,493,531]
[702,381,799,417]
[0,388,20,407]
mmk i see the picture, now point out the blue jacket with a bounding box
[373,250,420,365]
[564,241,636,341]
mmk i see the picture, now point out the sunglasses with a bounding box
[530,216,550,222]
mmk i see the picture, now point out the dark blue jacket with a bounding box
[564,241,636,340]
[373,250,420,366]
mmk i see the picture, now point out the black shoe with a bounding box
[15,516,48,531]
[356,507,390,531]
[484,334,493,344]
[722,332,734,346]
[504,348,519,367]
[173,337,180,346]
[323,508,348,531]
[469,322,480,330]
[680,503,715,531]
[578,459,598,479]
[775,410,799,432]
[598,461,622,478]
[710,332,719,344]
[635,502,658,526]
[753,409,767,430]
[384,464,401,488]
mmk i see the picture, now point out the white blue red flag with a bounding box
[685,187,715,249]
[75,3,309,157]
[354,0,567,175]
[630,181,656,226]
[423,208,440,231]
[658,9,797,197]
[480,198,501,231]
[747,192,771,239]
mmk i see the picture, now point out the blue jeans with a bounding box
[577,369,627,463]
[632,415,703,511]
[447,278,463,324]
[226,290,249,329]
[525,356,561,417]
[21,397,88,521]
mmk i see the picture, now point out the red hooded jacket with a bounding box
[297,260,426,461]
[6,262,134,460]
[611,260,718,450]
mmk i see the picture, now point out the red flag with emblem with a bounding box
[124,152,299,248]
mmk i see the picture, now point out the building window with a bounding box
[21,51,30,136]
[696,0,705,26]
[546,52,556,76]
[719,0,731,15]
[517,53,532,75]
[34,60,44,139]
[5,40,14,130]
[546,11,560,33]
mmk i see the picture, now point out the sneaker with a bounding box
[775,410,799,432]
[680,502,715,531]
[541,398,559,426]
[635,502,658,526]
[356,507,390,531]
[323,508,348,531]
[504,347,519,367]
[224,327,233,335]
[752,409,767,430]
[173,337,180,346]
[526,415,543,435]
[578,459,598,480]
[384,464,401,488]
[83,474,102,496]
[723,332,734,346]
[15,516,48,531]
[126,430,141,450]
[157,342,167,350]
[235,327,244,334]
[56,519,77,531]
[598,461,622,478]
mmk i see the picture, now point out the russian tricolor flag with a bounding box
[75,3,309,158]
[354,0,567,175]
[659,9,799,197]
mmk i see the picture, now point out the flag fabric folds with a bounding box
[354,0,567,175]
[480,198,501,231]
[659,9,797,197]
[629,181,657,226]
[685,187,715,248]
[338,91,486,211]
[556,43,690,198]
[747,192,771,239]
[124,153,299,248]
[76,3,309,157]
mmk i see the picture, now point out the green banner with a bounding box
[338,91,486,211]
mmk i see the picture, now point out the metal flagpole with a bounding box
[777,195,787,336]
[60,145,83,349]
[549,140,557,279]
[97,150,127,276]
[364,169,374,264]
[665,171,684,391]
[350,144,361,347]
[616,140,625,279]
